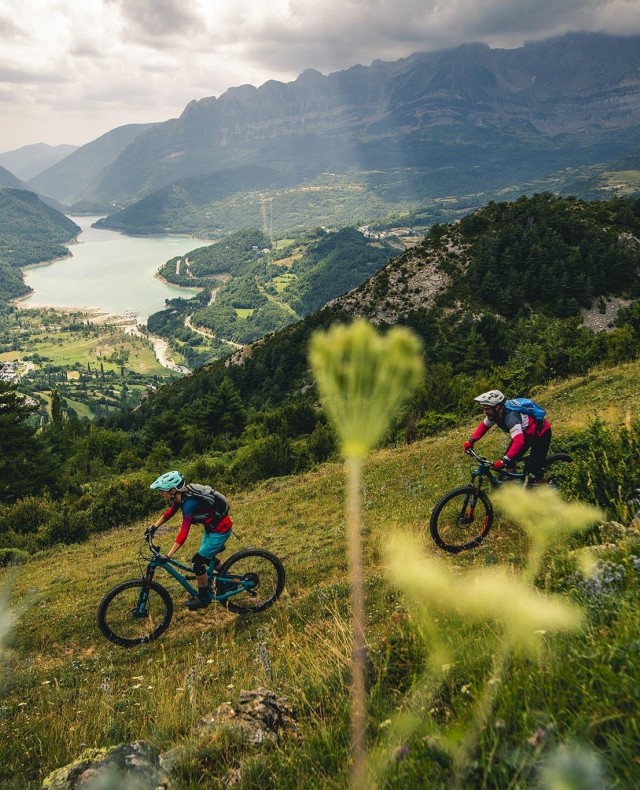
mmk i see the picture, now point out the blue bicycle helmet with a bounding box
[150,471,185,491]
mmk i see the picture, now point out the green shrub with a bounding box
[0,495,56,537]
[183,456,232,489]
[0,547,29,566]
[416,411,459,438]
[46,504,89,544]
[304,422,337,464]
[229,435,296,487]
[563,419,640,522]
[85,474,158,533]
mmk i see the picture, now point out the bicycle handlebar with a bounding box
[464,447,491,464]
[144,527,161,555]
[464,447,522,479]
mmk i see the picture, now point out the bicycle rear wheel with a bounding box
[218,548,285,614]
[430,485,494,553]
[97,579,173,647]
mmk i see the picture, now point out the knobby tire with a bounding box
[218,548,285,614]
[430,485,494,554]
[543,452,573,482]
[97,579,173,647]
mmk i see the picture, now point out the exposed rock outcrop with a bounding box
[42,741,172,790]
[197,687,300,746]
[41,689,299,789]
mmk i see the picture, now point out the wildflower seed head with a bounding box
[309,320,423,459]
[493,486,601,546]
[387,535,582,653]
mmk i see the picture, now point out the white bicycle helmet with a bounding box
[473,389,506,407]
[150,470,185,491]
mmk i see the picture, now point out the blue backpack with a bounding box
[505,398,546,422]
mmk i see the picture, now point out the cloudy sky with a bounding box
[1,0,639,154]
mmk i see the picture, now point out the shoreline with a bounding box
[19,251,74,271]
[12,301,140,326]
[87,216,216,243]
[153,271,202,291]
[8,302,187,372]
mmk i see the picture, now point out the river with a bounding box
[18,216,212,323]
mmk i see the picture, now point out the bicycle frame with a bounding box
[134,535,255,615]
[144,556,241,601]
[467,448,528,490]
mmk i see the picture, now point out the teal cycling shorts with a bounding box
[198,530,231,559]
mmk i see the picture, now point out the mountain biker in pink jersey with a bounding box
[462,389,552,482]
[148,471,232,610]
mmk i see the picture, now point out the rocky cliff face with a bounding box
[56,33,640,205]
[178,34,640,140]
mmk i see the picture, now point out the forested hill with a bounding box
[112,194,640,449]
[334,193,640,322]
[0,189,80,303]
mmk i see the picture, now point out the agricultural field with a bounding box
[0,306,176,420]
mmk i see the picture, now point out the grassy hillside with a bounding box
[2,359,640,787]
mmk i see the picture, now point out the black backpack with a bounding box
[184,484,229,521]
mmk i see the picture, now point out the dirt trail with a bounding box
[184,314,243,350]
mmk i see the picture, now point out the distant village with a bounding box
[0,360,19,383]
[358,225,421,248]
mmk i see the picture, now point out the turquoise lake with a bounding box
[19,216,212,322]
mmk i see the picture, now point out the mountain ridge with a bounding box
[32,32,640,214]
[0,143,78,181]
[28,122,157,206]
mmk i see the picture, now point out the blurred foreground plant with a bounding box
[538,741,607,789]
[381,486,601,788]
[493,485,603,580]
[0,581,16,668]
[309,319,423,788]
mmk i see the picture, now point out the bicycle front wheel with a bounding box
[430,485,494,553]
[218,548,285,614]
[97,579,173,647]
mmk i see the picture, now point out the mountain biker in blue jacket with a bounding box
[462,390,552,482]
[148,470,232,610]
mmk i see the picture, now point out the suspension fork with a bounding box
[136,563,157,614]
[143,562,157,588]
[463,472,485,519]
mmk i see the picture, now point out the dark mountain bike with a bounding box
[429,447,573,554]
[98,528,285,647]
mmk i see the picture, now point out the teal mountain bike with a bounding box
[98,528,285,647]
[429,447,573,554]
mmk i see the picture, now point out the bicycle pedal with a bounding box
[185,575,196,580]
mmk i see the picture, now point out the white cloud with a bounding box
[0,0,638,151]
